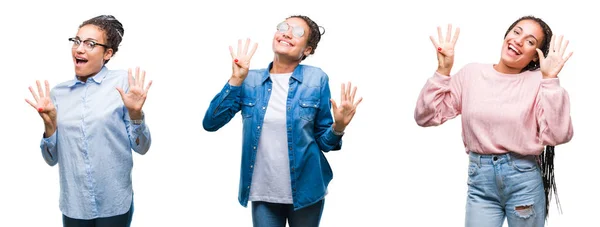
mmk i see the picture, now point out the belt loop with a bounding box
[469,151,481,167]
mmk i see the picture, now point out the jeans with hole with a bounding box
[465,152,546,227]
[252,199,324,227]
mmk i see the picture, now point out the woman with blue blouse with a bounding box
[25,15,152,227]
[203,15,362,227]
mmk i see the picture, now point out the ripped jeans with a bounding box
[465,151,546,227]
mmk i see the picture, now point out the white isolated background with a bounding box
[0,0,595,226]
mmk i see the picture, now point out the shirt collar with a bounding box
[261,62,304,84]
[68,66,108,87]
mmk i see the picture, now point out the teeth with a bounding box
[279,40,291,46]
[508,45,521,55]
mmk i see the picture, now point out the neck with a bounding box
[76,68,102,82]
[270,55,301,74]
[493,61,522,74]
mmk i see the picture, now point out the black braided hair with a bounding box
[538,145,561,220]
[505,15,559,220]
[79,15,125,64]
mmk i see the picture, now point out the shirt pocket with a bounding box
[240,97,256,118]
[299,99,320,122]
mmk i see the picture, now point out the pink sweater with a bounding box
[414,63,573,156]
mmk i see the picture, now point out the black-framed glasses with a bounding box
[276,22,305,38]
[68,37,109,51]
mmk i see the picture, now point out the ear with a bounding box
[303,46,313,57]
[103,48,114,61]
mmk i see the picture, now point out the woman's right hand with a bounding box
[25,80,57,137]
[228,38,258,86]
[430,24,460,76]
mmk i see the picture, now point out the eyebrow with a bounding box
[74,36,100,42]
[516,26,539,42]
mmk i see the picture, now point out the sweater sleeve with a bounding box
[414,68,465,127]
[535,78,574,146]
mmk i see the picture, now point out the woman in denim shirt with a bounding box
[203,15,362,227]
[25,15,153,227]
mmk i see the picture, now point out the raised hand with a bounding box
[536,35,573,79]
[116,67,153,120]
[25,80,57,136]
[430,24,460,76]
[330,82,363,133]
[229,38,258,86]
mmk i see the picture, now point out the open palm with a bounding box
[537,35,573,79]
[116,67,152,116]
[331,82,363,132]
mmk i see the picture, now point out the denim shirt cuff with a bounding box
[222,83,242,101]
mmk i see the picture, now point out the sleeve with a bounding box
[124,109,152,155]
[202,82,243,132]
[39,91,58,166]
[314,74,342,152]
[535,78,574,146]
[414,68,465,127]
[40,131,58,166]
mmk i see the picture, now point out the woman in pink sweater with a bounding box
[414,15,573,227]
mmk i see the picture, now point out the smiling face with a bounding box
[271,17,313,61]
[71,24,113,78]
[498,19,545,73]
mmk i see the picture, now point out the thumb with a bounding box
[535,48,544,61]
[330,99,338,111]
[116,87,126,99]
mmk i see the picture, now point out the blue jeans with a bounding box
[252,199,325,227]
[465,152,546,227]
[62,201,134,227]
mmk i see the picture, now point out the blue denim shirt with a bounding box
[40,66,151,219]
[203,63,343,210]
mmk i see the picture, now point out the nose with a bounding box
[75,43,86,54]
[514,36,525,46]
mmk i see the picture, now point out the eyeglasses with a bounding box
[68,37,109,51]
[276,22,305,38]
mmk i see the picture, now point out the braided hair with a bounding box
[79,15,124,64]
[505,15,558,220]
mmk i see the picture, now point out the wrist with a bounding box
[332,123,346,134]
[436,67,451,76]
[129,109,143,120]
[228,76,244,86]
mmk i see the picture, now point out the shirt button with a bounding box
[226,90,229,93]
[268,88,272,92]
[253,146,257,150]
[248,186,251,189]
[291,167,295,172]
[288,127,292,131]
[262,107,266,110]
[287,107,291,111]
[289,146,292,151]
[257,126,261,129]
[250,165,253,168]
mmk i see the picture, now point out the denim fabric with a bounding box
[465,152,546,227]
[252,199,325,227]
[203,62,342,210]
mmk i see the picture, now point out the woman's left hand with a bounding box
[116,67,153,120]
[330,82,363,133]
[537,35,573,79]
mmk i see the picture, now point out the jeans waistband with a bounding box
[468,151,537,166]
